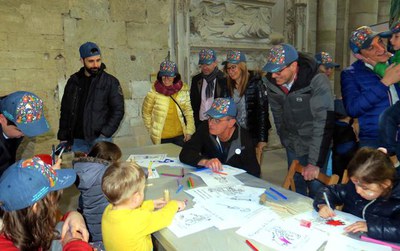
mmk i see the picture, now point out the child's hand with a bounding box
[52,158,62,170]
[318,205,336,218]
[177,201,186,212]
[344,221,367,233]
[153,198,167,209]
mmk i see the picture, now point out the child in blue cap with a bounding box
[0,157,92,250]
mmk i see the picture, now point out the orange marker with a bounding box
[188,177,195,188]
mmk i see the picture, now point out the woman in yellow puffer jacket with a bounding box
[142,60,195,146]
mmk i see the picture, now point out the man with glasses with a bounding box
[342,26,400,148]
[0,91,50,176]
[263,43,334,198]
[179,98,260,177]
[190,48,227,128]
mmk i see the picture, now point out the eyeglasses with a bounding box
[208,117,231,124]
[226,65,238,71]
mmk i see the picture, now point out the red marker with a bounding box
[245,240,259,251]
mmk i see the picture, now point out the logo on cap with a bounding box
[159,60,178,77]
[199,49,216,65]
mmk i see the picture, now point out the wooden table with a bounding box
[123,143,314,251]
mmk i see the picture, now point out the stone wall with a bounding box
[0,0,392,158]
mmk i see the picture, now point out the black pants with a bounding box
[161,135,185,147]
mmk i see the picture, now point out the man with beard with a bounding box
[190,48,227,128]
[57,42,124,153]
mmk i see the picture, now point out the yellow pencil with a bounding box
[148,161,153,177]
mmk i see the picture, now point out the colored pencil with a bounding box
[269,187,288,200]
[264,191,278,201]
[361,235,400,250]
[148,161,153,177]
[160,173,182,178]
[245,240,259,251]
[188,177,195,188]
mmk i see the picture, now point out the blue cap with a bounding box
[159,60,178,77]
[349,26,382,54]
[262,44,299,73]
[0,157,76,211]
[205,98,237,118]
[315,52,340,68]
[380,20,400,38]
[79,42,101,59]
[222,50,246,65]
[198,49,217,65]
[0,91,49,137]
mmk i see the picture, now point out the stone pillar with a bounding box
[378,0,391,24]
[348,0,378,30]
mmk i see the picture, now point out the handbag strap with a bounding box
[170,96,187,126]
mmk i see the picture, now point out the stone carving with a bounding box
[190,0,273,41]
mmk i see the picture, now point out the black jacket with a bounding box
[179,122,260,177]
[0,127,23,176]
[58,64,124,142]
[241,74,271,143]
[313,181,400,242]
[190,70,227,127]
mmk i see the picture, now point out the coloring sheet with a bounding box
[168,206,223,238]
[185,185,264,203]
[201,198,277,230]
[289,210,363,235]
[324,234,391,251]
[191,169,243,186]
[237,212,327,251]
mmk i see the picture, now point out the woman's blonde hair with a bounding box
[102,161,146,205]
[224,62,249,96]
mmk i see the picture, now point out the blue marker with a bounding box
[176,184,184,194]
[264,190,279,201]
[269,187,288,200]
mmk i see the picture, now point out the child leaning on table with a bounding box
[101,161,186,251]
[313,147,400,242]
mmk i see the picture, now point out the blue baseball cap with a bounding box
[0,157,76,211]
[0,91,50,137]
[205,98,237,118]
[349,26,382,54]
[79,42,101,59]
[222,50,246,65]
[198,49,217,65]
[380,20,400,38]
[315,52,340,68]
[159,60,178,77]
[262,44,299,73]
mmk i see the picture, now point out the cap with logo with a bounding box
[159,60,178,77]
[222,50,246,65]
[315,52,340,68]
[198,48,217,65]
[0,157,76,211]
[0,91,49,137]
[205,98,237,118]
[79,42,101,59]
[380,20,400,38]
[262,44,299,73]
[349,26,382,54]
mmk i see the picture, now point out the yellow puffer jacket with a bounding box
[142,82,195,144]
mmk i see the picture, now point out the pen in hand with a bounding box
[323,192,335,218]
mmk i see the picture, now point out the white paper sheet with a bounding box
[289,210,364,235]
[185,185,264,203]
[325,234,391,251]
[191,169,243,186]
[168,206,222,238]
[237,213,327,251]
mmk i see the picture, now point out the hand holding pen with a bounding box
[318,192,336,219]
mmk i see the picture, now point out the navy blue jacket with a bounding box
[341,60,400,141]
[313,180,400,242]
[73,157,110,242]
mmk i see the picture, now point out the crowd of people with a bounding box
[1,22,400,250]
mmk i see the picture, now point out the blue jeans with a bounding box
[286,149,325,198]
[72,137,112,153]
[379,101,400,156]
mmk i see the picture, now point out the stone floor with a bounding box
[59,147,288,213]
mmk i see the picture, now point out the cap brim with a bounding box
[50,169,77,192]
[380,30,393,38]
[324,63,340,68]
[262,63,286,73]
[205,110,227,119]
[361,32,382,49]
[17,116,50,137]
[199,59,215,65]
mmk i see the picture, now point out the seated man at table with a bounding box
[179,98,260,177]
